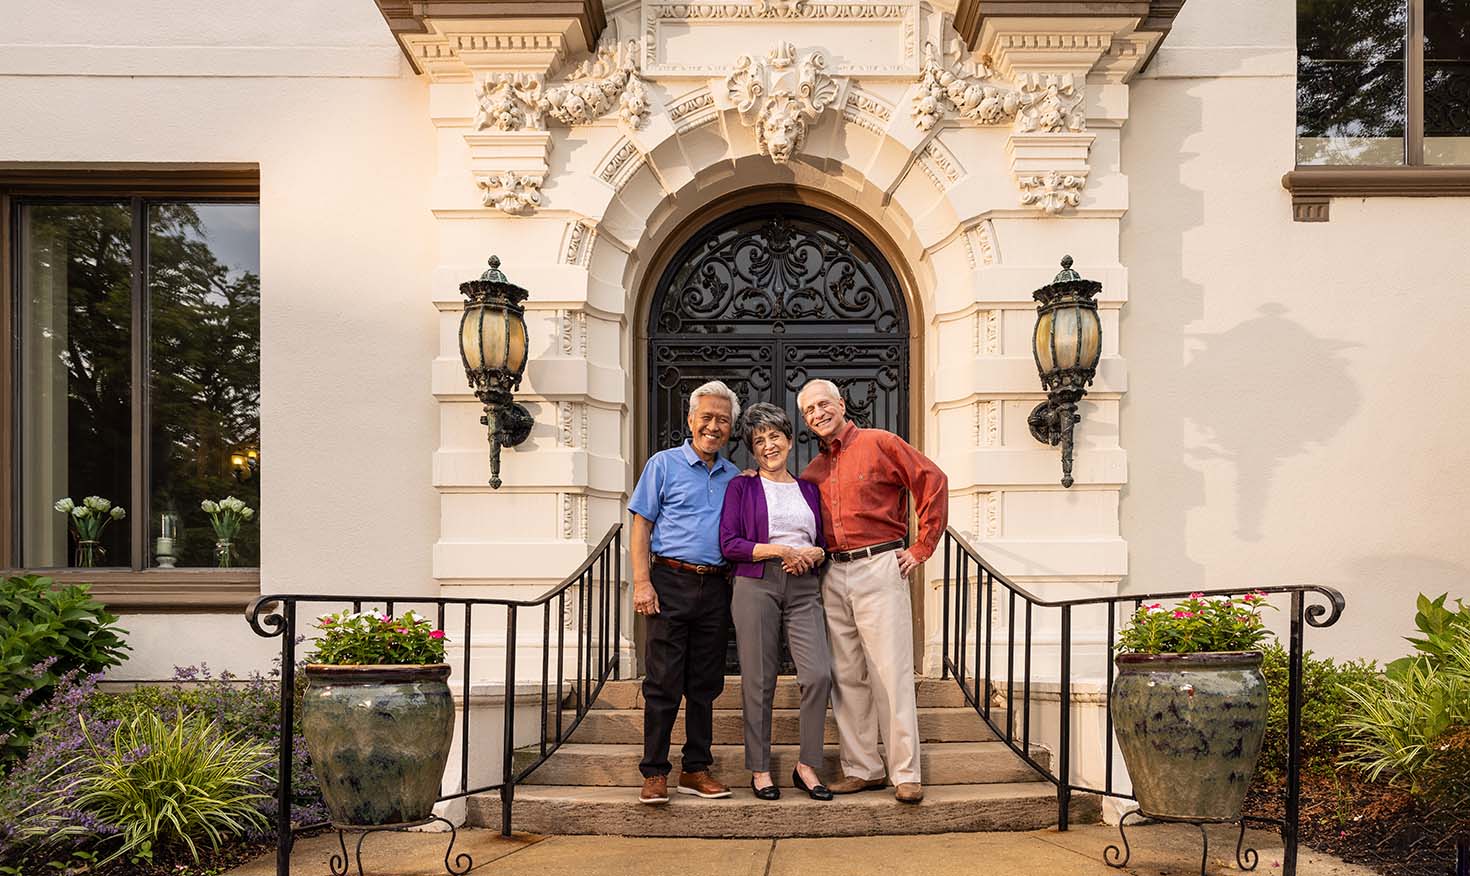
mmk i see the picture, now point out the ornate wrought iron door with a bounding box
[648,205,909,472]
[646,205,910,673]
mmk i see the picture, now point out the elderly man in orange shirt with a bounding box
[797,378,948,804]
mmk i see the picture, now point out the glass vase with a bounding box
[215,540,234,568]
[75,539,101,568]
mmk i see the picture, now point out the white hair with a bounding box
[688,380,741,421]
[797,378,842,408]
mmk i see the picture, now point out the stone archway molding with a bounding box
[395,2,1165,218]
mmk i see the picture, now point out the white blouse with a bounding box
[761,477,817,548]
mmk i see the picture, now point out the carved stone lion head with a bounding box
[758,96,807,164]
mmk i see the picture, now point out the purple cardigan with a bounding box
[719,475,827,579]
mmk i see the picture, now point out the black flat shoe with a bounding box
[792,768,833,801]
[751,776,781,800]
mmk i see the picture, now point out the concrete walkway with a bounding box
[228,823,1378,876]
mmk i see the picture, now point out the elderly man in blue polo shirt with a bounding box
[628,380,741,805]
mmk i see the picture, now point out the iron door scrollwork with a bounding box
[647,205,910,671]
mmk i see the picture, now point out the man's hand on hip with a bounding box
[633,579,660,615]
[896,549,920,576]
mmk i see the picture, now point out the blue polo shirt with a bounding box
[628,439,736,565]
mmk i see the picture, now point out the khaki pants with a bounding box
[821,549,920,785]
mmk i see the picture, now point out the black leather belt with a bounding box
[828,539,906,563]
[652,555,730,576]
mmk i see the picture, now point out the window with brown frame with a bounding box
[1,168,261,608]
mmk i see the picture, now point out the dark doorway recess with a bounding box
[647,203,911,671]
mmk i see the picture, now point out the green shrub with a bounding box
[1256,642,1380,782]
[24,710,269,865]
[1342,631,1470,786]
[0,576,129,769]
[1386,592,1470,678]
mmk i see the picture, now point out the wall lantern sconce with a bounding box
[1028,255,1102,488]
[459,255,533,489]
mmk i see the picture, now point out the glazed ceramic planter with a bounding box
[301,663,454,827]
[1111,651,1268,821]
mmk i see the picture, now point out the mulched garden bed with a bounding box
[1247,774,1465,876]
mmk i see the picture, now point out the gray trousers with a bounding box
[731,560,832,772]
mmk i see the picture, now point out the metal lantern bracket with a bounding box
[1028,255,1103,488]
[459,256,534,489]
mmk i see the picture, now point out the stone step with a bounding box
[515,741,1049,786]
[559,707,1003,745]
[591,677,969,711]
[466,783,1099,837]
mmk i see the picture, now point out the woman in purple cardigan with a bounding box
[719,402,833,801]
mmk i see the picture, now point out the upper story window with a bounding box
[1297,0,1470,166]
[10,196,260,570]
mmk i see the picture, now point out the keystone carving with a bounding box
[911,44,1085,135]
[726,41,840,164]
[480,172,543,214]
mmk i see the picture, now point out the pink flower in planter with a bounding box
[1172,610,1195,619]
[430,630,446,640]
[319,616,335,625]
[380,614,392,623]
[1244,591,1266,603]
[1188,592,1204,599]
[395,628,407,634]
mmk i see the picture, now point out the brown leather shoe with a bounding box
[675,770,732,799]
[827,775,888,794]
[639,774,669,805]
[895,782,924,804]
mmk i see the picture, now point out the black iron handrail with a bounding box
[246,524,623,876]
[940,526,1345,876]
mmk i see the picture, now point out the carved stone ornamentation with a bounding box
[474,39,648,133]
[480,172,543,214]
[474,73,543,131]
[1014,72,1085,134]
[911,44,1085,135]
[726,42,841,164]
[539,39,649,129]
[1017,171,1086,215]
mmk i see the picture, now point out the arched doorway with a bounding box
[646,203,912,672]
[647,204,910,473]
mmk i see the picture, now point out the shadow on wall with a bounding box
[1321,553,1468,660]
[1181,303,1360,542]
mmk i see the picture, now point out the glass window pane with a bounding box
[1425,0,1470,165]
[1297,0,1408,165]
[148,203,260,568]
[18,203,134,568]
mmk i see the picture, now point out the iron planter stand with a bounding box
[327,815,471,876]
[1104,810,1260,876]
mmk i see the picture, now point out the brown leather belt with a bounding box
[651,555,730,576]
[829,539,906,564]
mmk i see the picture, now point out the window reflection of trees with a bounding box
[1296,0,1408,165]
[149,204,261,568]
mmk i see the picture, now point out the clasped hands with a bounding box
[777,544,825,575]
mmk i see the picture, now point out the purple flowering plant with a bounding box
[1115,591,1276,655]
[308,610,447,665]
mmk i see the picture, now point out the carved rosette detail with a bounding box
[480,172,543,214]
[726,41,841,164]
[1018,171,1086,215]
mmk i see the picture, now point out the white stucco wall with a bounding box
[1122,0,1470,664]
[1,1,438,678]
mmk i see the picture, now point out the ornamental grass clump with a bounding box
[1116,591,1275,655]
[26,710,269,865]
[308,610,447,665]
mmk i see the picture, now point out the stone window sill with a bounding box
[1282,167,1470,221]
[2,567,260,613]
